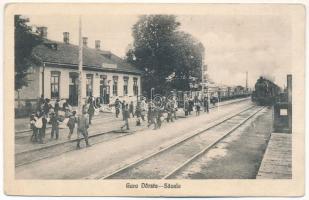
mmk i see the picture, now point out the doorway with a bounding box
[69,72,78,106]
[100,75,110,104]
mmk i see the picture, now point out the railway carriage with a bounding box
[172,86,251,108]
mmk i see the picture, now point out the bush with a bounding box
[15,100,37,118]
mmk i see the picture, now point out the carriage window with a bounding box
[51,71,60,98]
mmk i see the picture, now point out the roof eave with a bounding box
[42,61,142,75]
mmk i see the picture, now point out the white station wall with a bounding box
[43,66,141,103]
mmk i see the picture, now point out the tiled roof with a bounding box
[32,39,142,74]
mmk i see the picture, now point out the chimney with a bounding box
[37,26,47,38]
[82,37,88,47]
[63,32,70,44]
[95,40,101,50]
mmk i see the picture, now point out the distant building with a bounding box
[15,28,142,109]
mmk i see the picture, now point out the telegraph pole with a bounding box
[78,16,84,115]
[201,62,204,100]
[245,71,248,91]
[287,74,292,133]
[201,51,206,100]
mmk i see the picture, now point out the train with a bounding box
[251,77,281,106]
[172,86,251,108]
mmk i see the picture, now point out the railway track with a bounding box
[15,128,147,167]
[15,98,250,168]
[99,106,265,179]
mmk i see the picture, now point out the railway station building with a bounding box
[15,28,142,111]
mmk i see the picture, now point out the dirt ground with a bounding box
[16,100,253,179]
[174,107,273,179]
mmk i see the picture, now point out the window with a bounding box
[100,75,107,87]
[113,76,118,96]
[133,77,138,96]
[69,72,79,85]
[51,71,60,98]
[86,74,93,96]
[123,76,129,96]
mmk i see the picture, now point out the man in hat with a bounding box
[88,100,95,125]
[67,111,77,140]
[171,97,178,120]
[135,100,142,126]
[147,101,158,129]
[43,98,51,116]
[156,104,163,129]
[129,101,134,118]
[114,98,120,118]
[54,98,60,116]
[30,112,38,142]
[140,97,146,121]
[33,110,44,143]
[203,96,209,113]
[121,100,126,121]
[50,111,59,140]
[120,104,130,131]
[76,111,91,149]
[39,111,47,143]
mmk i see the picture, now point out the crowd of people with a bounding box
[29,95,97,148]
[114,95,210,131]
[29,96,60,144]
[29,94,210,149]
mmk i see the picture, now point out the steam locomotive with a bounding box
[252,77,281,106]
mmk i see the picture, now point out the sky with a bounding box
[26,14,292,88]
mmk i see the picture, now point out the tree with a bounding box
[15,15,42,91]
[127,15,205,96]
[168,32,204,91]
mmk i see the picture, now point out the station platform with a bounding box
[256,132,292,179]
[16,98,253,179]
[15,111,114,133]
[15,98,250,160]
[15,97,250,133]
